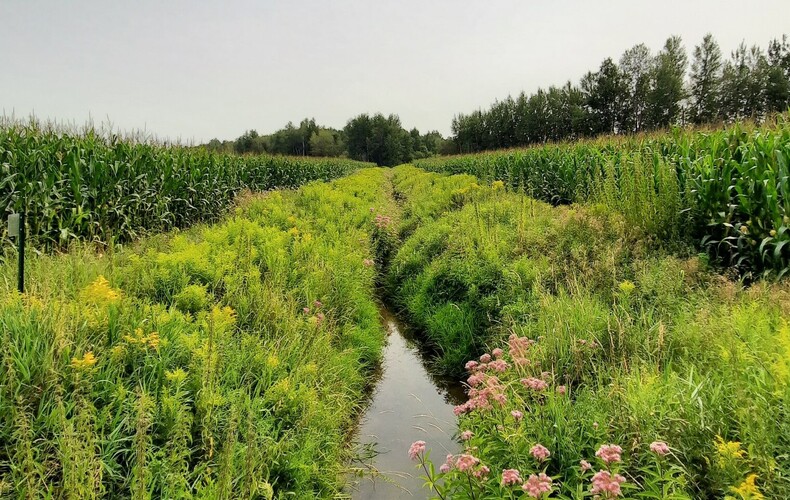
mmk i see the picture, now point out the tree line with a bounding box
[204,116,453,166]
[452,33,790,153]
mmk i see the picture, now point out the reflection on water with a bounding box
[348,306,466,499]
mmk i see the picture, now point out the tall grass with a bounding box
[386,165,790,498]
[1,120,372,249]
[414,119,790,278]
[0,168,390,497]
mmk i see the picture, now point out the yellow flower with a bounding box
[80,275,121,305]
[146,332,161,349]
[492,180,505,191]
[71,351,98,370]
[266,355,280,369]
[618,280,636,295]
[715,435,745,460]
[110,344,126,361]
[730,474,764,499]
[288,227,300,237]
[165,368,188,384]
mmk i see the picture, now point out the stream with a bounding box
[347,305,466,499]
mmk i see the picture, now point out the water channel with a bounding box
[348,305,467,499]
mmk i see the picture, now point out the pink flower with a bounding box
[595,444,623,464]
[467,373,485,387]
[455,454,480,472]
[501,468,522,486]
[465,360,480,372]
[522,473,553,498]
[493,393,507,406]
[408,440,426,461]
[453,402,471,416]
[556,385,567,395]
[303,307,310,314]
[313,300,322,308]
[593,422,599,429]
[488,359,509,372]
[492,348,504,358]
[590,470,626,498]
[511,410,523,421]
[439,454,453,473]
[521,377,548,391]
[315,312,325,324]
[480,353,492,363]
[530,444,551,461]
[649,441,670,456]
[369,207,375,212]
[508,334,534,359]
[513,357,530,366]
[473,465,490,479]
[580,459,592,472]
[461,430,473,441]
[363,258,375,267]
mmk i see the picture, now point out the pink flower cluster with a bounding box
[501,468,522,486]
[521,377,549,391]
[530,444,551,461]
[522,473,553,498]
[649,441,670,456]
[362,258,375,267]
[456,371,509,414]
[590,470,626,498]
[595,444,623,464]
[460,430,473,441]
[374,214,392,229]
[508,333,535,362]
[408,440,426,461]
[455,453,480,472]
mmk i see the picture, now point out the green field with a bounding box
[1,121,789,498]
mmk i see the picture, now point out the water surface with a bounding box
[348,306,466,499]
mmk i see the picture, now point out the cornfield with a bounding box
[1,121,371,249]
[415,118,790,277]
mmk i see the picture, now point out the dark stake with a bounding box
[8,212,24,293]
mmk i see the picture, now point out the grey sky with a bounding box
[1,1,787,142]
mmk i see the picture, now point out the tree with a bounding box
[689,34,723,124]
[766,36,790,113]
[309,129,344,157]
[620,44,654,132]
[648,36,688,128]
[234,130,267,155]
[343,113,410,166]
[721,43,768,120]
[584,58,628,135]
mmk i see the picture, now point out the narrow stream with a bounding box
[348,305,466,499]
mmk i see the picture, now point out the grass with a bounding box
[387,164,790,498]
[414,118,790,278]
[0,168,391,498]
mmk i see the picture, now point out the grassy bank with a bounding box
[0,168,391,498]
[387,165,789,498]
[414,120,790,278]
[1,121,372,249]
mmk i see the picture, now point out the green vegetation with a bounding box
[415,120,790,278]
[0,121,371,248]
[388,165,789,498]
[205,115,452,165]
[0,168,392,497]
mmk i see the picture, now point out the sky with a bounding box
[1,0,787,143]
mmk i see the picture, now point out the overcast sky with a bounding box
[1,1,787,142]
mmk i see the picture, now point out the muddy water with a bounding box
[348,306,466,499]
